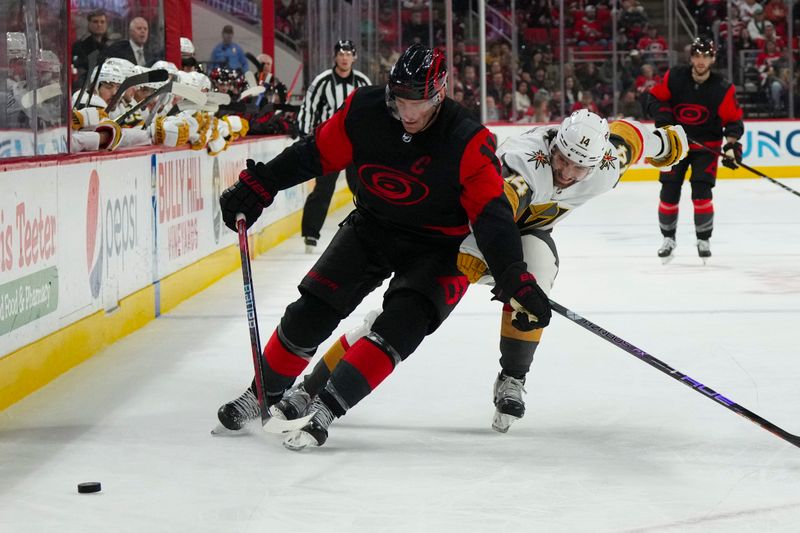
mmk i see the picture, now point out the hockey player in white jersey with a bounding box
[217,110,688,438]
[457,109,688,432]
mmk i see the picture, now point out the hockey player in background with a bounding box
[215,44,551,450]
[267,109,690,435]
[645,37,744,263]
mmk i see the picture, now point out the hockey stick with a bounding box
[141,82,208,129]
[113,80,173,125]
[236,213,269,425]
[206,92,232,106]
[74,50,101,110]
[688,137,800,198]
[20,82,62,109]
[105,69,169,114]
[550,300,800,449]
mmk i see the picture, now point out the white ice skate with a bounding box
[492,373,527,433]
[657,237,676,265]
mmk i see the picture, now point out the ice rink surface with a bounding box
[1,178,799,533]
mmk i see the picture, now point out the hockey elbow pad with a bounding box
[646,125,688,170]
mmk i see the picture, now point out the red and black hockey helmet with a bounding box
[690,37,716,56]
[387,44,447,101]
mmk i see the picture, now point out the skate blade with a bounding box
[700,257,710,266]
[283,429,321,451]
[492,412,520,434]
[263,413,314,434]
[660,254,675,265]
[211,423,246,435]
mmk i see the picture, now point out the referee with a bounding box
[299,39,371,252]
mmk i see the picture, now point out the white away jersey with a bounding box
[498,125,621,233]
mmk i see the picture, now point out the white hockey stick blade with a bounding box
[245,71,258,89]
[263,413,313,434]
[21,82,62,109]
[171,83,207,105]
[206,92,231,105]
[239,86,265,100]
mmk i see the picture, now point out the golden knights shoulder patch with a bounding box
[526,149,551,170]
[598,149,617,171]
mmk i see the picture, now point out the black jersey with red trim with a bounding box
[259,85,523,279]
[646,65,744,143]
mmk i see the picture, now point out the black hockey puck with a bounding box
[77,482,101,494]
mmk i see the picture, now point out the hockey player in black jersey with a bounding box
[645,37,744,263]
[215,44,550,450]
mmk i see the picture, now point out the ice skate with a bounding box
[657,237,676,264]
[304,236,318,254]
[269,382,313,420]
[283,398,335,451]
[492,373,527,433]
[212,385,262,434]
[697,239,711,265]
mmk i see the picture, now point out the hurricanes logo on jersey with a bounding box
[526,149,550,170]
[599,149,617,171]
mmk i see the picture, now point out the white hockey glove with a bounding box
[646,125,688,170]
[149,116,190,147]
[72,107,109,130]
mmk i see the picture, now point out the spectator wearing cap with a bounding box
[211,25,249,72]
[297,39,371,252]
[107,17,153,66]
[747,5,770,42]
[72,9,110,85]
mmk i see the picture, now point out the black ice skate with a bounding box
[269,382,313,420]
[492,373,527,433]
[283,397,335,450]
[657,237,676,264]
[697,239,711,264]
[214,384,261,433]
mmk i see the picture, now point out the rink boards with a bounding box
[1,119,799,410]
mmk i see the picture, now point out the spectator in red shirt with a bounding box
[637,24,668,61]
[576,5,608,46]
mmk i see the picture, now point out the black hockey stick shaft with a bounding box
[113,80,172,125]
[105,69,170,114]
[75,51,102,110]
[236,214,269,424]
[688,137,800,198]
[550,300,800,449]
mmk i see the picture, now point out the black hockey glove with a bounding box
[721,141,743,170]
[492,262,551,331]
[219,159,278,231]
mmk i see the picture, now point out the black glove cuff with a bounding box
[491,261,530,303]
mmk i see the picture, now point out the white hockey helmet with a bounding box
[7,32,27,60]
[91,62,127,85]
[151,60,179,76]
[104,57,138,79]
[180,37,195,56]
[552,109,609,167]
[178,70,211,92]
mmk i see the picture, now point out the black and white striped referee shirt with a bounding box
[297,67,371,135]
